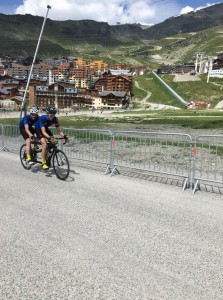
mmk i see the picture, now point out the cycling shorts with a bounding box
[20,126,35,141]
[35,127,53,139]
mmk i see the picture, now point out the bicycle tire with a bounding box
[19,144,31,170]
[52,149,70,180]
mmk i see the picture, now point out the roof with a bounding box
[109,69,132,76]
[99,91,127,97]
[0,88,9,94]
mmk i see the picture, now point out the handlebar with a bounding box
[47,136,68,146]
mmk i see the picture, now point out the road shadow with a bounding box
[30,164,76,182]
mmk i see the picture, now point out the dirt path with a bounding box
[134,80,180,110]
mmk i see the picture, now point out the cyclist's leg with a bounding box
[36,128,49,169]
[20,127,32,162]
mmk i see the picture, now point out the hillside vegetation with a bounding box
[133,72,223,109]
[0,3,223,63]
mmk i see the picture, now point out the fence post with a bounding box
[0,124,8,152]
[105,132,119,176]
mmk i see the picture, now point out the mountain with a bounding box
[143,3,223,40]
[0,3,222,58]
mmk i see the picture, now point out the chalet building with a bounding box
[95,69,133,95]
[9,95,23,107]
[0,85,19,100]
[0,64,6,76]
[172,63,195,74]
[129,65,147,75]
[158,64,195,75]
[157,65,172,74]
[0,88,10,100]
[0,79,21,89]
[99,91,128,109]
[212,58,223,69]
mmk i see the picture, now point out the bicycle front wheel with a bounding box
[52,150,70,180]
[20,144,31,170]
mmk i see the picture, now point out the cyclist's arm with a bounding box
[40,126,52,139]
[55,127,65,137]
[24,124,34,138]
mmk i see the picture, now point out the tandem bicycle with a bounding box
[20,137,70,180]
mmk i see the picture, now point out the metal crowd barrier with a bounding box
[192,135,223,193]
[109,131,193,190]
[0,124,4,151]
[0,125,23,152]
[62,128,113,167]
[2,123,223,194]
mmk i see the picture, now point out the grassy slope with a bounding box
[133,72,223,109]
[2,108,223,130]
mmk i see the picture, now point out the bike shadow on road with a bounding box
[30,164,78,182]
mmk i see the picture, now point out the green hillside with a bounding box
[133,72,223,109]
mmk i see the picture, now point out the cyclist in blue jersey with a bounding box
[35,105,67,170]
[19,107,39,165]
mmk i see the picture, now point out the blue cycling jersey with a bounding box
[19,114,39,127]
[35,115,59,129]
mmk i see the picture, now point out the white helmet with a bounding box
[30,107,39,114]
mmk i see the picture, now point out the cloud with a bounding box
[180,2,219,15]
[15,0,181,25]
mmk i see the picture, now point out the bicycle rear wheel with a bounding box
[19,144,31,170]
[52,150,70,180]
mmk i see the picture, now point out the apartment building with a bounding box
[7,62,53,78]
[29,82,94,109]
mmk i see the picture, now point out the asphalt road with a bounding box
[0,151,223,300]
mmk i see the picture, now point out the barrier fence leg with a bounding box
[0,138,8,152]
[105,165,120,176]
[105,134,120,176]
[192,180,200,194]
[105,164,111,175]
[182,177,188,191]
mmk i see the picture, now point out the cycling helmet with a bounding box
[30,106,39,114]
[46,105,57,115]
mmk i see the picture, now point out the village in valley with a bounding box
[0,51,223,112]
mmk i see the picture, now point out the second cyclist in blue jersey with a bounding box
[35,105,67,170]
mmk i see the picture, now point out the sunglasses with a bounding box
[48,114,55,118]
[30,113,37,117]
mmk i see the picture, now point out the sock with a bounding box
[27,154,31,160]
[42,158,46,164]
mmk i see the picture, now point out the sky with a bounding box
[0,0,222,25]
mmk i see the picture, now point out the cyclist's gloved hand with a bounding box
[63,135,68,140]
[30,136,35,142]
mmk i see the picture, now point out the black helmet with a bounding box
[46,105,57,114]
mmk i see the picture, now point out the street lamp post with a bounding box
[20,5,51,119]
